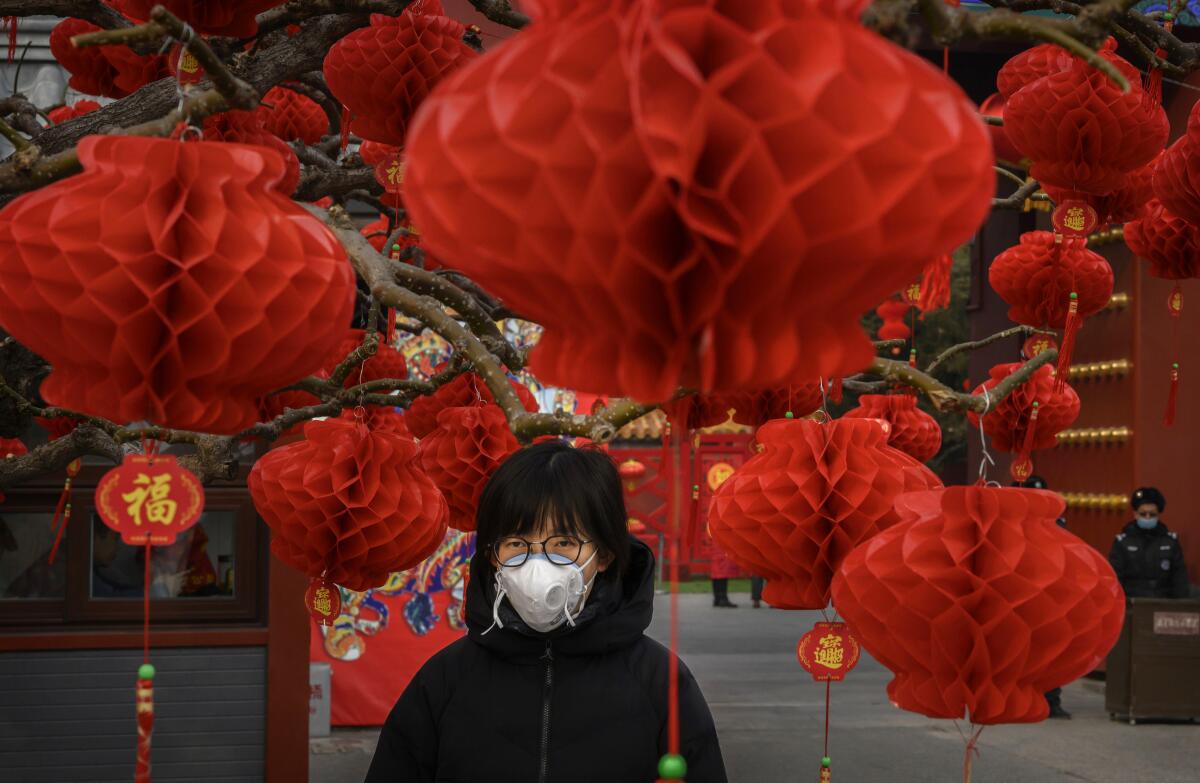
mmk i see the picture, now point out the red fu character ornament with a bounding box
[95,455,204,545]
[797,622,861,682]
[305,577,342,627]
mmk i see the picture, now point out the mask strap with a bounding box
[481,580,506,636]
[563,551,601,628]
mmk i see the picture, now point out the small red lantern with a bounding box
[323,11,476,145]
[257,85,328,145]
[708,417,942,610]
[1153,101,1200,225]
[305,577,342,627]
[618,458,647,492]
[114,0,284,37]
[842,395,942,463]
[250,418,448,592]
[797,622,861,682]
[47,100,101,124]
[49,18,165,99]
[987,231,1113,329]
[966,363,1080,453]
[405,373,539,439]
[418,405,520,532]
[875,297,912,346]
[832,485,1125,724]
[203,110,301,196]
[0,437,27,459]
[1125,200,1200,281]
[95,455,205,546]
[0,136,355,435]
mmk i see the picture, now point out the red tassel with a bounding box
[830,377,843,406]
[340,105,352,152]
[4,17,16,63]
[386,308,396,345]
[1054,293,1080,392]
[1021,401,1040,457]
[917,253,953,313]
[1164,363,1180,427]
[135,666,155,782]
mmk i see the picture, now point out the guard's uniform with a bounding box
[1108,520,1190,598]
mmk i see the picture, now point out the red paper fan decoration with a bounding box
[405,373,538,439]
[966,363,1080,452]
[832,485,1125,725]
[115,0,283,37]
[996,44,1072,99]
[323,11,476,145]
[842,395,942,462]
[1124,200,1200,280]
[1004,40,1168,197]
[1153,101,1200,225]
[48,100,101,124]
[203,110,301,196]
[0,136,355,434]
[250,417,448,591]
[257,86,328,145]
[403,0,994,401]
[988,231,1113,328]
[708,417,943,610]
[418,404,520,531]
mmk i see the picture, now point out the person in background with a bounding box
[1020,475,1071,718]
[750,576,765,609]
[1109,487,1190,599]
[708,536,739,608]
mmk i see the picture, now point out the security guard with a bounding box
[1108,487,1190,599]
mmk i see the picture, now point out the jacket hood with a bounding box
[466,536,655,661]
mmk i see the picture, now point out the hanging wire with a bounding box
[976,387,995,483]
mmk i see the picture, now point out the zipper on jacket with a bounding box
[538,641,554,783]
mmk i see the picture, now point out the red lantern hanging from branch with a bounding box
[1125,200,1200,281]
[403,0,994,401]
[405,373,539,439]
[875,297,912,347]
[996,43,1072,99]
[988,230,1113,328]
[966,362,1080,463]
[0,136,355,434]
[203,110,302,196]
[832,485,1125,725]
[1043,154,1158,226]
[979,93,1025,167]
[418,405,520,532]
[49,18,165,99]
[842,395,942,463]
[48,100,101,124]
[1153,100,1200,225]
[323,10,476,146]
[114,0,284,37]
[249,417,448,592]
[1004,39,1168,198]
[708,417,943,610]
[257,85,328,145]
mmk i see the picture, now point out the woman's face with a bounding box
[491,518,611,584]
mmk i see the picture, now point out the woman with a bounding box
[366,440,727,782]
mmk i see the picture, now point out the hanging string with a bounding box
[956,722,985,783]
[1165,285,1183,426]
[976,388,995,484]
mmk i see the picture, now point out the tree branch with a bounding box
[466,0,530,29]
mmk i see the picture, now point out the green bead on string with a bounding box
[138,663,155,681]
[657,753,687,781]
[784,411,795,419]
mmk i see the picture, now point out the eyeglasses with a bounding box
[493,535,591,567]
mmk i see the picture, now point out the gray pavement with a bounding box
[311,592,1199,782]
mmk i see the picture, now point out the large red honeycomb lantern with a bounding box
[1004,40,1168,197]
[987,231,1113,328]
[0,136,355,434]
[323,10,476,146]
[257,85,328,145]
[1124,200,1200,280]
[418,404,520,531]
[405,373,539,439]
[832,485,1125,724]
[403,0,994,401]
[1153,100,1200,225]
[708,417,942,610]
[966,363,1080,454]
[249,417,448,591]
[996,43,1071,99]
[842,395,942,462]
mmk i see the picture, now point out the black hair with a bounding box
[475,440,631,580]
[1021,475,1049,490]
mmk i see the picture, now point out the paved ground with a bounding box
[311,592,1198,783]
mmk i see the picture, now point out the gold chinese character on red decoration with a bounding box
[1064,206,1086,232]
[814,633,845,670]
[386,160,405,186]
[121,473,178,527]
[179,50,199,74]
[313,587,333,617]
[905,282,921,304]
[1169,291,1182,315]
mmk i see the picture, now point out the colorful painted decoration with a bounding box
[832,485,1125,724]
[403,0,994,401]
[250,418,448,592]
[796,622,861,682]
[0,136,354,434]
[95,455,205,546]
[708,417,942,610]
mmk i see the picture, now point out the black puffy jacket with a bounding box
[365,539,727,783]
[1108,520,1190,598]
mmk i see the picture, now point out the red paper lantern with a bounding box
[832,485,1125,724]
[257,85,328,145]
[405,373,539,439]
[114,0,284,37]
[1043,154,1157,226]
[418,404,520,532]
[50,18,164,99]
[988,230,1113,328]
[996,44,1071,99]
[323,11,476,145]
[875,297,912,343]
[249,417,448,591]
[0,136,355,434]
[359,140,401,169]
[1124,200,1200,280]
[1153,101,1200,225]
[966,363,1080,452]
[618,458,647,492]
[708,417,943,610]
[842,395,941,462]
[1004,40,1168,197]
[361,215,391,253]
[0,437,27,459]
[203,110,301,196]
[325,329,409,386]
[979,93,1024,166]
[95,454,205,545]
[48,100,101,124]
[403,0,994,401]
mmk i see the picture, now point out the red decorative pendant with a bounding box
[1022,334,1058,360]
[1051,200,1099,237]
[94,455,204,546]
[797,622,861,682]
[305,577,342,626]
[1009,454,1034,482]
